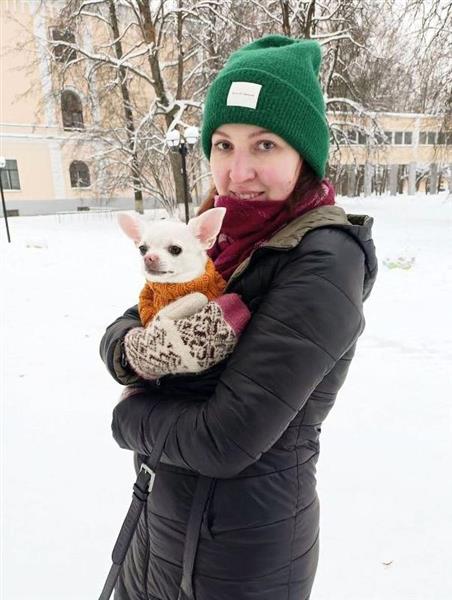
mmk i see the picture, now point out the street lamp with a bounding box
[165,126,199,224]
[0,157,11,243]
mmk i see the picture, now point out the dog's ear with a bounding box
[187,207,226,249]
[118,213,142,243]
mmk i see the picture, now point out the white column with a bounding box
[408,162,416,195]
[364,163,373,196]
[429,163,438,195]
[31,0,57,127]
[48,141,66,199]
[389,164,398,196]
[32,1,67,201]
[347,165,356,197]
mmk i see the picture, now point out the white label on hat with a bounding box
[227,82,262,109]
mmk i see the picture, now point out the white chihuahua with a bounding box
[118,208,227,326]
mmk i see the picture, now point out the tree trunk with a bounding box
[107,0,143,213]
[304,1,316,38]
[280,0,291,36]
[137,0,188,207]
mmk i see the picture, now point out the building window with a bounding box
[427,131,437,145]
[383,131,392,144]
[61,90,84,130]
[334,130,346,145]
[394,132,403,144]
[436,131,452,145]
[403,132,412,145]
[51,28,77,63]
[374,131,388,145]
[0,159,21,190]
[70,161,91,188]
[419,131,441,146]
[346,129,358,144]
[358,131,368,145]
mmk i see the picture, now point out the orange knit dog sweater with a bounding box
[139,257,227,327]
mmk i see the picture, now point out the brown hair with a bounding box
[196,161,323,216]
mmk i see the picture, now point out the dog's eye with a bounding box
[138,244,148,256]
[168,245,182,256]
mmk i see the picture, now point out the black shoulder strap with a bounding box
[98,409,181,600]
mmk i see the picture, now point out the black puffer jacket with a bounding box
[100,205,377,600]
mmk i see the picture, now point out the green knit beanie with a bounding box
[201,35,329,179]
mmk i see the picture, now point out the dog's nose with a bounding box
[144,254,159,267]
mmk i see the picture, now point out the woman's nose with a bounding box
[228,153,256,183]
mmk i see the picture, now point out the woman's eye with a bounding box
[213,141,231,151]
[168,245,182,256]
[257,140,275,151]
[138,244,148,256]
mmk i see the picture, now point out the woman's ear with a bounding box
[187,207,226,249]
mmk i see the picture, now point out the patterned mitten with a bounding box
[124,293,251,380]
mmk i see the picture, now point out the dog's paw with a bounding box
[157,292,208,320]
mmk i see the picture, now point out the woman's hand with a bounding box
[123,293,251,380]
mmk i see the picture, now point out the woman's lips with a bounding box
[231,191,266,200]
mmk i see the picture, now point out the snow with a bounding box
[2,193,452,599]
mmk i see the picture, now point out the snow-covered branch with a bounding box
[45,36,156,86]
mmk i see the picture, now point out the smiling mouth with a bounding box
[231,191,266,200]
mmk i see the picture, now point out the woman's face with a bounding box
[210,123,302,201]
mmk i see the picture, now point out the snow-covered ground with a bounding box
[2,193,452,600]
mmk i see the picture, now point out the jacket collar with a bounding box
[227,205,377,294]
[227,205,349,284]
[260,205,349,249]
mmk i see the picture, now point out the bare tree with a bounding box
[13,0,449,208]
[106,0,144,212]
[41,0,262,212]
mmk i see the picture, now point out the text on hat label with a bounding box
[226,82,262,109]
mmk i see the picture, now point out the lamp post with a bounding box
[165,126,199,224]
[0,157,11,243]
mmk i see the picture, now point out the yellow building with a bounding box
[2,0,100,214]
[1,0,155,216]
[328,111,452,196]
[1,0,451,216]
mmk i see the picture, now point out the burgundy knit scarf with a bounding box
[208,178,336,280]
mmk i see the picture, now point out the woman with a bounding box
[100,35,378,600]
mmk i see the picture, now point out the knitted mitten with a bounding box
[124,293,251,380]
